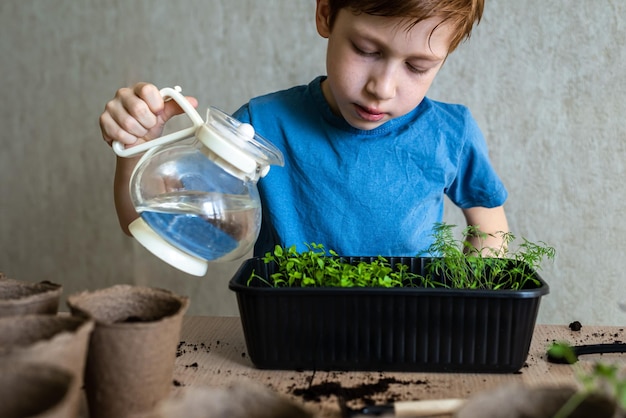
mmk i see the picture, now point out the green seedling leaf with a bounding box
[248,222,554,290]
[547,341,579,364]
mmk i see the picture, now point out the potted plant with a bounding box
[229,223,554,373]
[543,342,626,417]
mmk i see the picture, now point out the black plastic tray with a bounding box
[228,257,549,373]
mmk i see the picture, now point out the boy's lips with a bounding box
[354,104,386,122]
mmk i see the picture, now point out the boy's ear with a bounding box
[315,0,331,38]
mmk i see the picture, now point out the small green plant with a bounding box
[547,341,626,417]
[420,223,555,290]
[247,223,555,290]
[248,242,435,288]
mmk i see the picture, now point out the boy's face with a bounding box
[316,1,453,130]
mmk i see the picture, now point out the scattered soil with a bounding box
[176,340,212,357]
[289,375,428,406]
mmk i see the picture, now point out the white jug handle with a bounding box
[112,86,204,158]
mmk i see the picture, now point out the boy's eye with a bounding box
[352,43,378,57]
[406,62,428,75]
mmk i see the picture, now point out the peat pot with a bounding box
[0,274,62,316]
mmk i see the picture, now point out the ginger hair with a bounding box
[326,0,484,53]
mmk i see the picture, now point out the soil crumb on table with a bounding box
[569,321,582,331]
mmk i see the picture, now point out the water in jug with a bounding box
[113,87,284,276]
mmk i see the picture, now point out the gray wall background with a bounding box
[1,1,624,325]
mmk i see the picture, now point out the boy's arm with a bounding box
[461,206,509,254]
[114,155,141,236]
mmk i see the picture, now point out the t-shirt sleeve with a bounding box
[232,103,251,123]
[445,113,508,209]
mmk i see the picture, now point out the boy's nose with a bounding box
[365,67,397,100]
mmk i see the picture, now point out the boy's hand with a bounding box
[99,82,199,149]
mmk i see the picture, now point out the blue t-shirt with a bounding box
[233,76,507,257]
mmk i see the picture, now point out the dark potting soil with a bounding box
[117,315,159,323]
[290,375,428,406]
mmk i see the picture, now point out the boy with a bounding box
[100,0,509,257]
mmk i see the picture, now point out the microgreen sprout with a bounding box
[248,223,554,290]
[248,242,432,288]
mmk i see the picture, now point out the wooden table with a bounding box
[173,316,626,417]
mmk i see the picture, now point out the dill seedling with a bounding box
[420,222,555,290]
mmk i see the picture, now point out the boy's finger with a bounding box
[133,82,164,114]
[99,111,143,147]
[162,95,199,121]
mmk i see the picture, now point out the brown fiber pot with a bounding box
[67,284,189,418]
[0,314,94,418]
[0,359,75,418]
[148,382,314,418]
[0,274,62,316]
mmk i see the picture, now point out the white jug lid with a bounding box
[197,107,284,181]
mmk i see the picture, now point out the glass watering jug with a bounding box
[112,86,284,276]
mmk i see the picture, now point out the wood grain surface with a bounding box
[171,317,625,417]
